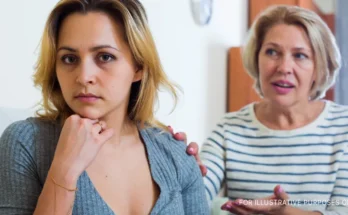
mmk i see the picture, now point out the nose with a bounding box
[75,59,97,86]
[277,54,294,75]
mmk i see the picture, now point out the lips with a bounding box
[75,93,100,98]
[271,80,295,88]
[75,93,101,103]
[271,80,295,95]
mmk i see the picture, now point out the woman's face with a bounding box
[56,12,142,120]
[258,24,315,107]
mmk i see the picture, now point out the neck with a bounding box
[255,99,325,130]
[99,109,138,145]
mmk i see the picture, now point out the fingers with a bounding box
[91,121,114,142]
[237,198,273,213]
[274,185,289,201]
[166,126,208,176]
[223,189,289,215]
[186,142,208,176]
[89,119,99,124]
[221,200,252,215]
[174,132,187,143]
[188,142,201,163]
[236,195,287,214]
[69,114,99,124]
[67,115,99,130]
[92,121,104,134]
[99,128,115,143]
[187,142,199,155]
[199,165,208,176]
[168,126,174,135]
[262,194,277,201]
[97,121,106,130]
[168,126,187,144]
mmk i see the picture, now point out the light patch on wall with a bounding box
[190,0,213,26]
[314,0,336,14]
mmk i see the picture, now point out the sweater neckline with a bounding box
[248,100,330,134]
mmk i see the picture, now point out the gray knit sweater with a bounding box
[0,118,209,215]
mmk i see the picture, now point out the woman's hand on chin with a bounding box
[51,114,114,184]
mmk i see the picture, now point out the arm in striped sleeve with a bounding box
[200,119,226,204]
[315,144,348,215]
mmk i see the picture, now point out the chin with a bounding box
[268,96,298,108]
[73,107,104,120]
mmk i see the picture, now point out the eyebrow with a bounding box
[57,45,120,52]
[264,42,280,48]
[263,42,311,52]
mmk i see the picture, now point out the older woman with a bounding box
[0,0,209,215]
[174,5,348,215]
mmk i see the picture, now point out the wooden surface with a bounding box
[297,0,315,10]
[228,47,261,112]
[249,0,299,27]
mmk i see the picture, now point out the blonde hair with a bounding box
[242,5,341,100]
[33,0,178,128]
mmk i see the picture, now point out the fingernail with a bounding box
[168,126,172,131]
[277,186,284,194]
[233,201,241,205]
[221,203,232,210]
[188,147,194,153]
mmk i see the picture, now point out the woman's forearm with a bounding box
[33,166,79,215]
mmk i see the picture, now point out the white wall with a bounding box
[314,0,336,14]
[0,0,59,110]
[143,0,248,144]
[0,0,248,145]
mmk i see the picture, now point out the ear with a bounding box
[133,69,143,82]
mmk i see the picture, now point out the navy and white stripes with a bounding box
[201,100,348,214]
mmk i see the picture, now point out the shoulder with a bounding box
[325,100,348,113]
[0,119,39,174]
[0,117,60,162]
[315,100,348,147]
[0,117,61,181]
[0,118,37,147]
[140,127,201,184]
[140,126,191,161]
[214,103,255,134]
[223,103,254,122]
[1,117,59,145]
[322,100,348,124]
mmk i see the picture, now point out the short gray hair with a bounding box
[242,5,341,100]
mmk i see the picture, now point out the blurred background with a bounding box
[0,0,346,146]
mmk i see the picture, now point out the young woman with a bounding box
[0,1,209,214]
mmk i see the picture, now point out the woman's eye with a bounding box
[98,54,115,62]
[265,49,277,56]
[61,55,78,64]
[294,53,308,59]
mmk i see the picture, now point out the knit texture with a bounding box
[0,118,209,215]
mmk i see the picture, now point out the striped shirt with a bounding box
[201,100,348,215]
